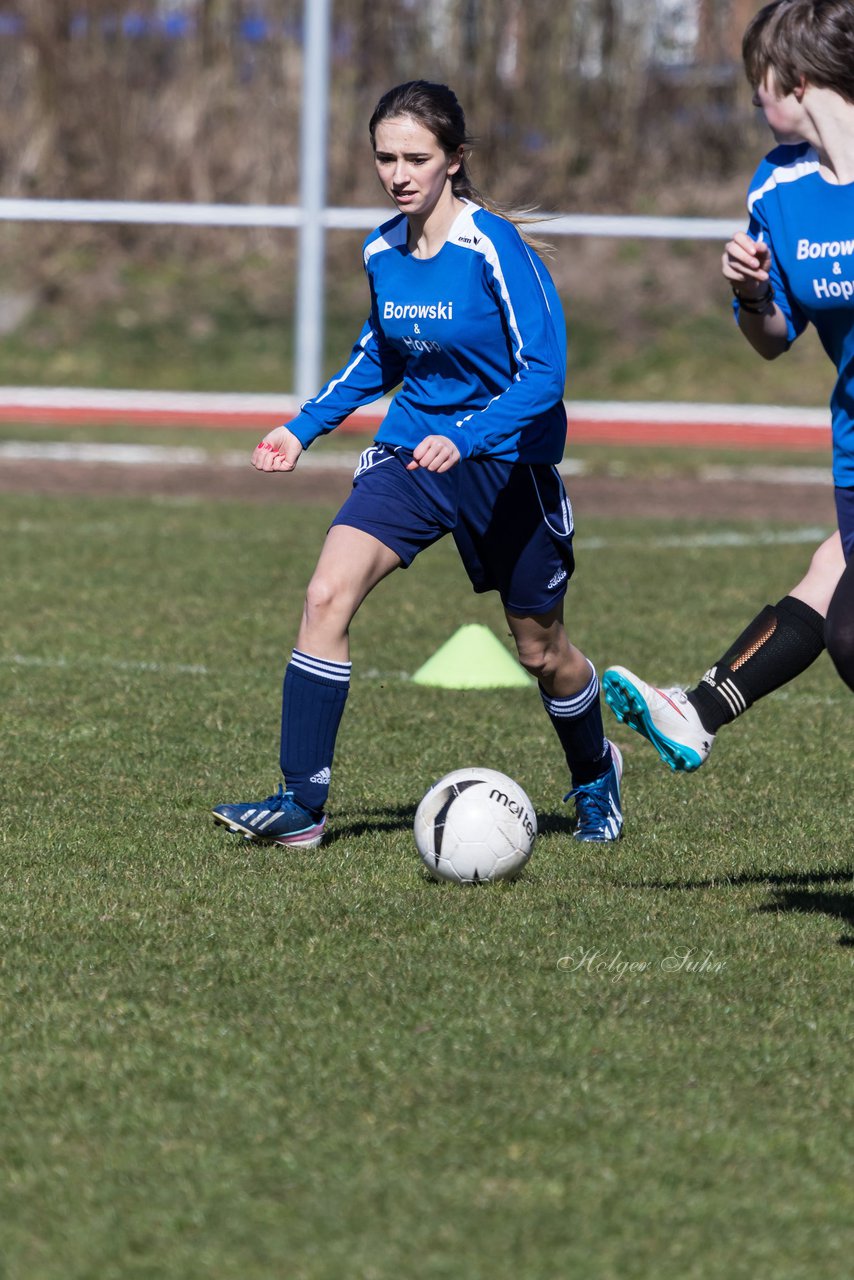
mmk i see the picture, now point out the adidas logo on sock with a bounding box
[309,766,331,785]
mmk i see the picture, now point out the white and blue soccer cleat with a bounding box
[213,784,326,847]
[566,740,623,842]
[602,666,714,773]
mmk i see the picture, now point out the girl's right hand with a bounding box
[722,230,773,298]
[252,424,304,472]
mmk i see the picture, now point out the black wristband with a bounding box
[732,282,775,314]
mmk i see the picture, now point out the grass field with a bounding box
[1,442,852,1279]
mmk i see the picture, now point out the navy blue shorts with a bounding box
[835,486,854,561]
[330,444,575,615]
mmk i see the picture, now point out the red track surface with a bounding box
[0,394,831,451]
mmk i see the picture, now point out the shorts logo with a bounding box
[355,446,394,477]
[547,568,568,590]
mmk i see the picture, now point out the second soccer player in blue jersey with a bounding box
[604,0,854,772]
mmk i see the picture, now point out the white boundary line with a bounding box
[0,440,832,485]
[581,527,831,551]
[0,385,832,432]
[0,385,830,425]
[567,400,830,428]
[3,653,209,676]
[5,648,845,698]
[0,440,364,469]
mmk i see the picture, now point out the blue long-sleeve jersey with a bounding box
[737,141,854,487]
[286,200,568,463]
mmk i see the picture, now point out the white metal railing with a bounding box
[0,196,735,238]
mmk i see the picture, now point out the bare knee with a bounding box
[515,633,560,682]
[791,533,846,616]
[301,570,354,645]
[506,608,592,692]
[513,629,590,692]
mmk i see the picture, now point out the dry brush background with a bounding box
[0,1,821,405]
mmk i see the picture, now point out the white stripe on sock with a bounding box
[718,679,747,717]
[541,669,599,719]
[290,649,352,683]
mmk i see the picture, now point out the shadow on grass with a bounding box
[757,887,854,947]
[632,867,854,947]
[537,811,577,837]
[326,805,577,844]
[324,806,416,845]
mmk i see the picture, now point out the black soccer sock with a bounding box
[825,559,854,692]
[686,595,826,734]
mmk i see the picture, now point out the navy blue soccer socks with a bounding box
[280,649,352,815]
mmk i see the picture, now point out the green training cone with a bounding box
[411,624,534,689]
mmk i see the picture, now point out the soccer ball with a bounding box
[414,767,537,884]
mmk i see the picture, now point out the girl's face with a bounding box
[753,69,807,144]
[373,115,462,219]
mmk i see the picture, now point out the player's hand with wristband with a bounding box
[722,229,788,357]
[722,230,775,312]
[252,424,304,472]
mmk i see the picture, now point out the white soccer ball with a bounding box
[414,767,537,884]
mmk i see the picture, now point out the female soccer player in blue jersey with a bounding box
[604,0,854,772]
[213,80,623,847]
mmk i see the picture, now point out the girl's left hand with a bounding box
[407,435,461,472]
